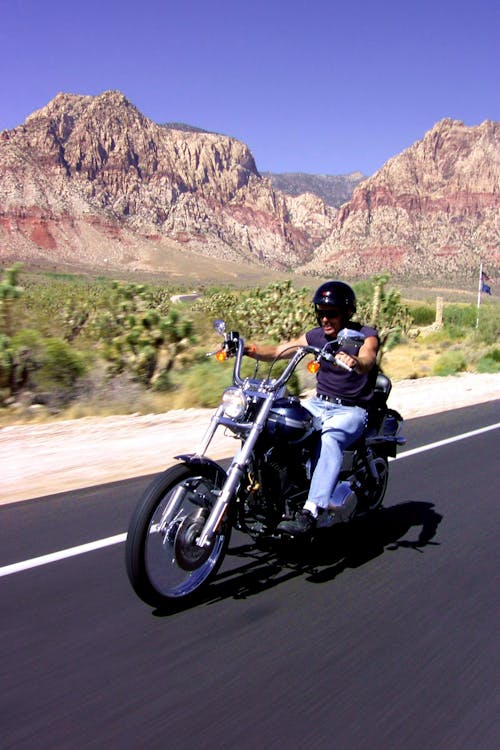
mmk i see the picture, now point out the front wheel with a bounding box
[125,462,230,608]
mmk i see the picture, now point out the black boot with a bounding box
[277,509,316,536]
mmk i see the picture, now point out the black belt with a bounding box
[316,393,366,408]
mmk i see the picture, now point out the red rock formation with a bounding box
[1,95,498,282]
[301,119,499,280]
[0,91,334,274]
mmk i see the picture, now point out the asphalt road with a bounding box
[1,402,499,750]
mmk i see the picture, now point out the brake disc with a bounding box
[173,508,215,571]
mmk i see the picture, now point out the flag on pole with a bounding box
[476,263,493,328]
[480,270,492,295]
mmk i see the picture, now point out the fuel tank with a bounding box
[265,396,315,443]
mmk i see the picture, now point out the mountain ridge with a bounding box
[262,171,366,208]
[1,91,498,282]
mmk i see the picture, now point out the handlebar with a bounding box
[209,317,362,389]
[212,334,351,390]
[304,347,353,372]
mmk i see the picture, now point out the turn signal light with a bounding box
[307,360,320,374]
[215,350,227,362]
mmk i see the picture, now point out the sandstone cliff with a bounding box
[1,93,498,283]
[300,119,499,280]
[0,91,335,274]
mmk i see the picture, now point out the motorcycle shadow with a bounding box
[233,499,442,588]
[153,500,442,616]
[302,499,442,584]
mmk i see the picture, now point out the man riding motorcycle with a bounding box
[244,280,379,535]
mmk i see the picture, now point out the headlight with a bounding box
[221,387,247,420]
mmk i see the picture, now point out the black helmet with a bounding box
[312,281,357,317]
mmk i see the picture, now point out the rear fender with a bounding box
[365,435,406,457]
[365,407,405,457]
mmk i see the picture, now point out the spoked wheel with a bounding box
[125,462,230,608]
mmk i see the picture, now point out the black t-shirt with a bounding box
[305,322,379,405]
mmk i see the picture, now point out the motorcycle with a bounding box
[125,321,405,608]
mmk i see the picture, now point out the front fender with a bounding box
[174,454,227,485]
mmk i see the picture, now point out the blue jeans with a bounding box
[302,396,368,510]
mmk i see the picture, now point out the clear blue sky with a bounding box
[1,0,498,176]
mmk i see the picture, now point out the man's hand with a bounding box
[336,335,378,374]
[334,351,357,370]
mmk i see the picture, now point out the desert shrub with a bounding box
[432,350,468,376]
[443,304,476,330]
[476,348,500,373]
[0,335,88,410]
[20,271,112,339]
[11,328,44,350]
[410,305,436,326]
[37,338,87,388]
[174,351,301,409]
[6,269,496,417]
[174,358,236,408]
[384,330,406,350]
[443,324,470,340]
[473,304,500,345]
[151,370,173,392]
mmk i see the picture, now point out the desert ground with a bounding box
[3,372,500,505]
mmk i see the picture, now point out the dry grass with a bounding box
[380,325,488,380]
[382,339,443,380]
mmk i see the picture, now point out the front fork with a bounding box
[195,395,276,549]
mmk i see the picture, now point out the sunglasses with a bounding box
[316,307,342,319]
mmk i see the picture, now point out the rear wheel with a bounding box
[125,463,230,608]
[355,454,389,513]
[365,455,389,510]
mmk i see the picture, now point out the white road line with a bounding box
[393,422,500,460]
[1,422,499,578]
[0,533,126,577]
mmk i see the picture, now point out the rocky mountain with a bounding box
[299,119,499,281]
[0,91,335,275]
[262,172,365,208]
[0,92,498,283]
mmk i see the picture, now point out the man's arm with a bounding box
[244,334,308,362]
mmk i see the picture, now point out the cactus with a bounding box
[196,280,315,342]
[61,302,90,342]
[0,334,14,391]
[355,275,412,363]
[0,263,24,336]
[0,330,42,398]
[91,281,196,386]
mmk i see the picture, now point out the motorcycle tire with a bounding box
[125,462,231,609]
[365,455,389,511]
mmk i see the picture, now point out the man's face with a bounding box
[316,306,343,336]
